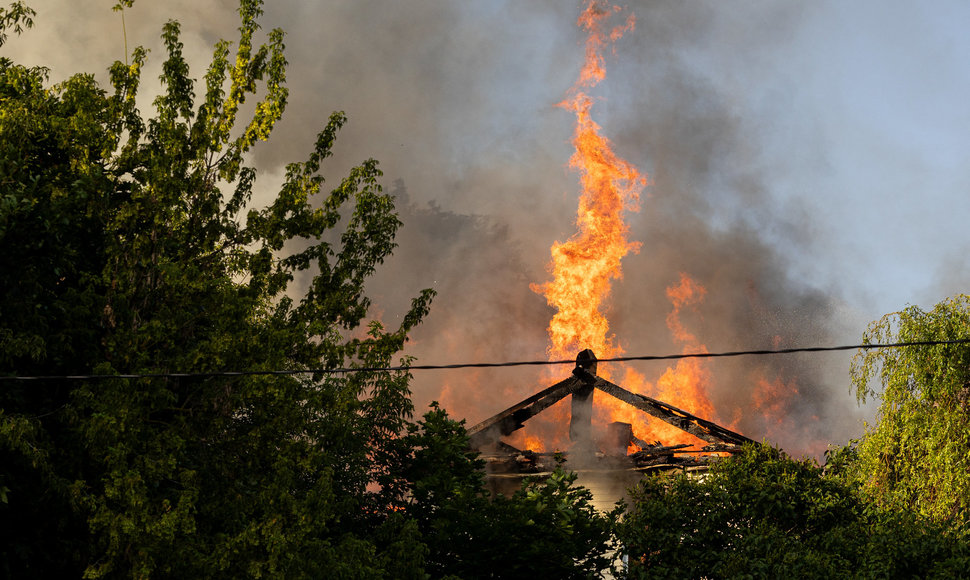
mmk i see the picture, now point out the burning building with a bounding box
[465,3,761,483]
[375,0,855,463]
[468,349,752,478]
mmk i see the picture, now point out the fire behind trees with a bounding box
[2,2,970,578]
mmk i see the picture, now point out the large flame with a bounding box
[530,0,643,363]
[529,1,717,452]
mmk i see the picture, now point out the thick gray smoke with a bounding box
[6,0,869,456]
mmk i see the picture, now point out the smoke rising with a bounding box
[6,0,867,456]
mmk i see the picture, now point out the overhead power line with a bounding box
[2,338,969,382]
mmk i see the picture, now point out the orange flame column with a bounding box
[531,1,644,364]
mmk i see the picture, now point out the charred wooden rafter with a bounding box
[467,350,754,456]
[568,349,597,450]
[592,377,753,446]
[467,376,583,449]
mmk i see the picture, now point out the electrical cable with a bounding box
[2,338,969,382]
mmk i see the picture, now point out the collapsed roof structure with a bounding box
[467,350,753,475]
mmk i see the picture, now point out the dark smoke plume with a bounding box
[6,0,867,456]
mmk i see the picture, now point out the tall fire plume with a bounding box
[525,1,722,452]
[531,2,642,365]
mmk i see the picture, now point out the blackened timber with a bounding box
[467,376,583,449]
[700,443,748,453]
[593,377,753,446]
[606,422,635,456]
[631,434,653,449]
[489,440,525,456]
[631,443,692,458]
[569,348,597,452]
[569,383,594,447]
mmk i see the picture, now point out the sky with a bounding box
[6,0,970,456]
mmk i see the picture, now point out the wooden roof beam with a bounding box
[592,376,753,446]
[467,375,583,449]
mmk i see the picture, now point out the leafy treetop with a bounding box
[0,0,433,576]
[851,294,970,523]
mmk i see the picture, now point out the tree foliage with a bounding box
[0,1,32,47]
[851,294,970,523]
[618,443,970,579]
[0,1,434,576]
[0,3,627,578]
[393,403,621,579]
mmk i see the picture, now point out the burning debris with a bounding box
[468,350,752,475]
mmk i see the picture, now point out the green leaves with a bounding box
[1,0,436,577]
[619,443,970,579]
[393,404,620,579]
[0,1,34,47]
[851,295,970,522]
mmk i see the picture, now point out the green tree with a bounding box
[618,443,970,579]
[851,294,970,523]
[394,403,621,579]
[0,1,433,577]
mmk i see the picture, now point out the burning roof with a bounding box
[468,349,753,474]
